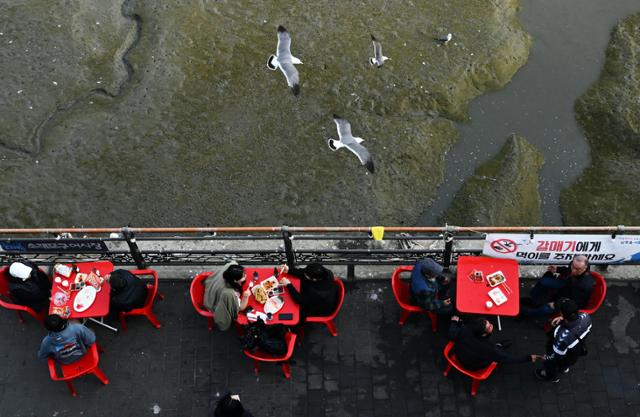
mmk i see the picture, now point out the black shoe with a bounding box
[535,369,560,383]
[561,368,570,374]
[495,339,513,350]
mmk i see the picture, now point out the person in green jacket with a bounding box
[203,262,251,331]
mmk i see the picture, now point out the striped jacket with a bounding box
[547,312,592,360]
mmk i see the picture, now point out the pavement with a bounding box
[1,278,639,417]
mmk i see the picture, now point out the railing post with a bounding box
[281,225,295,267]
[347,264,355,282]
[122,226,146,269]
[443,228,455,270]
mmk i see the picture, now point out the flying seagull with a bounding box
[267,25,303,95]
[328,114,375,173]
[369,35,389,67]
[435,33,452,45]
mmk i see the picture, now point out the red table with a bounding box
[49,261,114,322]
[236,267,301,326]
[456,256,520,316]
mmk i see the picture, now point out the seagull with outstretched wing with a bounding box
[369,35,389,67]
[327,114,375,173]
[267,25,303,95]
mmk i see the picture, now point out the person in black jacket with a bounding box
[108,269,148,314]
[7,261,52,312]
[448,315,541,370]
[214,393,255,417]
[278,263,339,320]
[521,255,595,318]
[535,298,592,382]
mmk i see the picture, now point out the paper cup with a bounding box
[61,280,69,287]
[485,300,493,309]
[54,276,62,284]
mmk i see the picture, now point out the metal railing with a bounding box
[0,225,637,279]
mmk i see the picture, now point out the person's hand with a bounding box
[242,289,251,299]
[279,277,291,286]
[550,316,563,327]
[531,354,544,362]
[547,265,557,274]
[547,301,555,309]
[451,315,460,322]
[280,264,289,274]
[443,298,452,306]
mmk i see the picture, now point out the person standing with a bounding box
[7,261,52,312]
[37,314,96,365]
[535,298,592,382]
[203,262,251,331]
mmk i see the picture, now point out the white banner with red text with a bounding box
[482,234,640,264]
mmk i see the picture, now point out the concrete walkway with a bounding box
[2,279,639,417]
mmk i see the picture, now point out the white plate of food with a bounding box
[53,291,69,307]
[252,285,268,304]
[488,287,508,306]
[261,277,279,292]
[264,296,284,314]
[73,285,97,312]
[486,271,507,287]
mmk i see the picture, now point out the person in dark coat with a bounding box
[7,261,52,312]
[521,255,595,318]
[214,393,255,417]
[108,269,148,314]
[448,315,541,370]
[278,263,339,320]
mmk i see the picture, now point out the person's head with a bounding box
[44,314,68,332]
[420,258,444,281]
[109,270,130,291]
[569,255,589,276]
[223,265,246,291]
[469,316,493,337]
[303,263,328,282]
[214,393,245,417]
[558,297,579,322]
[9,261,34,281]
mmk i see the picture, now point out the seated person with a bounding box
[448,315,540,370]
[203,262,251,331]
[278,263,340,320]
[521,255,595,317]
[108,269,148,314]
[37,314,96,365]
[7,261,52,312]
[409,258,454,315]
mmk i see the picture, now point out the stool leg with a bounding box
[282,362,291,379]
[471,379,480,396]
[325,320,338,337]
[92,367,109,385]
[253,360,260,375]
[398,310,411,326]
[443,363,452,377]
[146,310,161,329]
[17,311,25,324]
[65,381,77,397]
[207,317,214,331]
[429,313,438,333]
[119,313,128,331]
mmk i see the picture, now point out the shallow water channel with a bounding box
[421,0,640,225]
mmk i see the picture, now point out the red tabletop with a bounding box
[456,256,520,316]
[49,261,114,319]
[236,267,301,326]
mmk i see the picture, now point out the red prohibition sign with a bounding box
[490,239,517,253]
